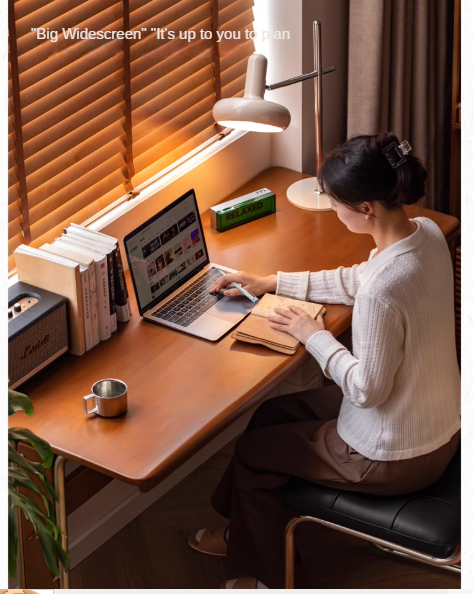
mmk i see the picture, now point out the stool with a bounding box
[283,444,460,588]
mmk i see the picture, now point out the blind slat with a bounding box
[16,0,119,40]
[18,87,123,161]
[220,38,254,70]
[134,96,215,156]
[15,0,114,23]
[222,72,246,99]
[25,121,126,198]
[134,116,215,181]
[28,170,127,245]
[133,62,213,116]
[130,9,212,61]
[133,86,215,146]
[8,0,255,270]
[20,74,122,145]
[131,44,211,96]
[18,5,123,64]
[221,53,252,87]
[24,140,127,214]
[131,35,209,80]
[129,0,206,30]
[20,45,122,114]
[28,157,127,233]
[219,0,253,27]
[133,123,216,188]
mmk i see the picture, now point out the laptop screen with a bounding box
[124,189,210,315]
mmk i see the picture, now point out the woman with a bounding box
[188,133,461,589]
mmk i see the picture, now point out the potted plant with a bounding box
[8,388,70,580]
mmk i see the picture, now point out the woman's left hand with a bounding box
[268,306,325,345]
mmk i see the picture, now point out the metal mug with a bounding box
[83,379,128,417]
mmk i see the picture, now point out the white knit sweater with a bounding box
[277,217,461,461]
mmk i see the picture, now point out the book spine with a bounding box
[113,246,130,323]
[72,265,86,355]
[115,244,132,317]
[107,252,117,332]
[96,258,111,340]
[87,264,100,347]
[81,268,93,351]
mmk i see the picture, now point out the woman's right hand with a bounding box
[209,272,277,297]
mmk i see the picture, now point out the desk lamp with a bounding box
[213,21,335,211]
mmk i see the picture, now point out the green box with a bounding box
[210,188,276,233]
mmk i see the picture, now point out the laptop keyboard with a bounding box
[151,268,224,327]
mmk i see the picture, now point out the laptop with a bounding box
[123,189,255,341]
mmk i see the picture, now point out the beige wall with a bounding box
[251,0,349,175]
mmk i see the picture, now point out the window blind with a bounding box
[8,0,255,270]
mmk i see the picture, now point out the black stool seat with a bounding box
[283,445,460,559]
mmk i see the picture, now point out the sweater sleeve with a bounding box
[277,261,368,305]
[306,294,404,408]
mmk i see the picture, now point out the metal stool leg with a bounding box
[54,456,69,589]
[285,517,308,589]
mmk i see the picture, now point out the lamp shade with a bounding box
[212,54,291,132]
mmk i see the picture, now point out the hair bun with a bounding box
[318,132,427,211]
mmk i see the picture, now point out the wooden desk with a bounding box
[12,167,459,584]
[14,166,460,487]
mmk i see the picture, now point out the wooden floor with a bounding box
[70,439,460,589]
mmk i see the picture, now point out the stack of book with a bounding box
[14,225,131,356]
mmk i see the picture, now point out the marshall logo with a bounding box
[225,201,264,221]
[21,335,50,360]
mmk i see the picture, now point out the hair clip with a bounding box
[382,140,412,169]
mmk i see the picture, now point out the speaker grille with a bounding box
[9,304,68,387]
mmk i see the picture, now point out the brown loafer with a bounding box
[220,577,258,588]
[188,525,228,556]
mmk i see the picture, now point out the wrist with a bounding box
[265,274,278,293]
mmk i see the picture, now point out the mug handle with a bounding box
[84,394,98,415]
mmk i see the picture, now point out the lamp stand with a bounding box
[286,21,332,212]
[287,177,331,211]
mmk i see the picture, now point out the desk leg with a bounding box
[54,456,69,589]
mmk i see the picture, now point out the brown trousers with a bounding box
[211,385,460,589]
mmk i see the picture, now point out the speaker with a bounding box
[8,282,69,390]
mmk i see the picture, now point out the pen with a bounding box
[215,268,260,304]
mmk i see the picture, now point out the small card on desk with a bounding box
[231,294,325,355]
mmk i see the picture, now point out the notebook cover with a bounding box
[231,293,325,355]
[231,330,299,355]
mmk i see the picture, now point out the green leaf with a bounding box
[8,445,43,476]
[38,472,59,503]
[37,522,61,578]
[8,388,69,577]
[9,489,50,524]
[10,489,60,542]
[8,467,53,515]
[8,427,54,468]
[8,389,34,417]
[54,531,71,571]
[8,445,58,503]
[8,505,18,579]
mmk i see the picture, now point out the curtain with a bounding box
[347,0,453,212]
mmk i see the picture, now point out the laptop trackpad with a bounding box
[206,296,255,323]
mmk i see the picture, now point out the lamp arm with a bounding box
[265,65,335,91]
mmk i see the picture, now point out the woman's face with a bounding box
[329,196,371,234]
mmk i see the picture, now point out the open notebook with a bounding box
[231,293,325,355]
